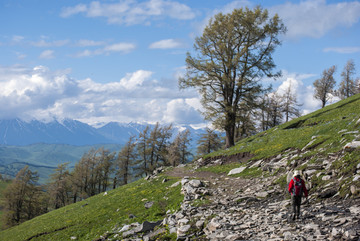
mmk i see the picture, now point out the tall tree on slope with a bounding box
[179,7,286,148]
[313,65,337,108]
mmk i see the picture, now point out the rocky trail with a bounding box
[106,149,360,241]
[163,164,360,240]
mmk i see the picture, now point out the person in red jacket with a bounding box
[288,170,308,220]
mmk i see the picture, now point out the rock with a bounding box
[170,181,180,188]
[350,185,358,195]
[344,141,360,151]
[143,228,166,241]
[177,225,191,237]
[349,206,360,215]
[256,191,269,198]
[207,218,222,232]
[178,218,189,226]
[318,188,337,199]
[134,220,162,233]
[144,201,154,209]
[322,175,331,181]
[353,175,360,181]
[195,220,204,229]
[188,179,203,188]
[228,167,246,175]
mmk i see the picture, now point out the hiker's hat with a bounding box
[293,170,301,177]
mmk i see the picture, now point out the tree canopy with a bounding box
[179,6,286,147]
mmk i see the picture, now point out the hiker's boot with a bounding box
[292,214,296,221]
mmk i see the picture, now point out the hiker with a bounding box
[288,170,308,220]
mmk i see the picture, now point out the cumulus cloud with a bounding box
[274,70,342,116]
[163,98,203,124]
[149,39,184,49]
[0,65,203,125]
[60,0,196,25]
[270,0,360,39]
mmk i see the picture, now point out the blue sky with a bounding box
[0,0,360,127]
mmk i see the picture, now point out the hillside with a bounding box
[0,94,359,240]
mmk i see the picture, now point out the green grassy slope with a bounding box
[200,94,360,197]
[208,93,360,161]
[0,176,182,241]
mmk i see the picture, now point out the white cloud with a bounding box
[77,39,106,47]
[73,42,136,57]
[274,70,342,116]
[39,50,55,59]
[323,47,360,54]
[60,0,196,25]
[119,70,153,90]
[271,0,360,39]
[163,98,203,124]
[32,39,70,47]
[149,39,184,49]
[103,43,136,53]
[12,35,25,43]
[0,65,201,125]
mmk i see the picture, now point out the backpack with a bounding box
[292,177,303,196]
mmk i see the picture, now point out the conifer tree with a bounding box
[313,65,336,108]
[197,128,222,156]
[48,163,71,209]
[2,166,46,228]
[116,136,137,185]
[338,59,356,99]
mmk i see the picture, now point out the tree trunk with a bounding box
[225,112,235,148]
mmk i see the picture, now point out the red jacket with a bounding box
[288,176,308,197]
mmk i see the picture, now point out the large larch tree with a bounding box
[179,7,286,148]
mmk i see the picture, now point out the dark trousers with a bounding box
[292,195,302,219]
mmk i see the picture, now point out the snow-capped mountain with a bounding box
[0,118,210,146]
[0,119,109,145]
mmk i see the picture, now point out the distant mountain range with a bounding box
[0,118,213,182]
[0,118,206,146]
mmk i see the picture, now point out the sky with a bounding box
[1,0,360,127]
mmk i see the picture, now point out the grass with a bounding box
[204,94,360,163]
[0,176,183,241]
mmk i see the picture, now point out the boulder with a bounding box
[134,220,162,233]
[318,188,337,199]
[228,167,246,176]
[344,141,360,151]
[177,225,191,237]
